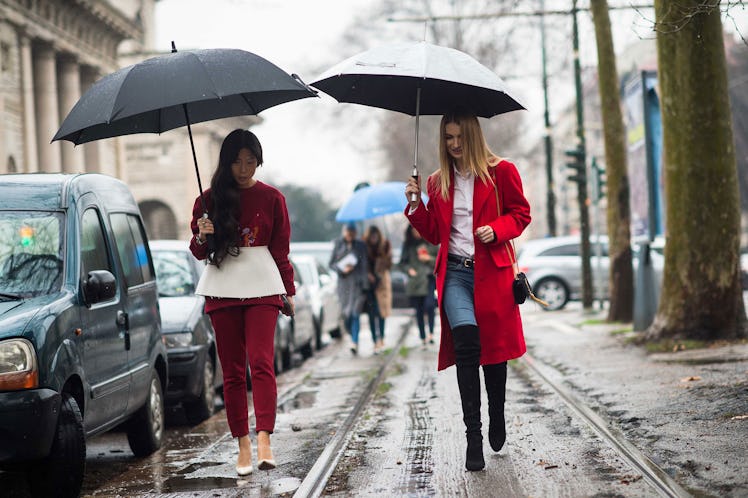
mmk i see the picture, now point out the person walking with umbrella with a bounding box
[190,129,294,476]
[399,225,438,347]
[329,223,369,355]
[404,111,531,471]
[363,225,393,354]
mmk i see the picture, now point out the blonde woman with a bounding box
[404,111,531,471]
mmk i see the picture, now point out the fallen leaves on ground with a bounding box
[680,375,702,382]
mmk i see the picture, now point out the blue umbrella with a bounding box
[335,181,429,222]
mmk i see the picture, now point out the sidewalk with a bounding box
[521,303,748,497]
[328,306,746,497]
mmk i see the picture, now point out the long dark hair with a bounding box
[208,129,263,266]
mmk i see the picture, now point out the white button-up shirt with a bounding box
[449,166,474,258]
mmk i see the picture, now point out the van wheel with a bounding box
[29,393,85,498]
[184,356,215,425]
[127,370,164,456]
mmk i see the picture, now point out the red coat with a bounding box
[406,160,531,370]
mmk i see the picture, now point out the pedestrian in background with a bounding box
[190,129,294,476]
[330,223,368,355]
[399,225,438,347]
[404,111,531,471]
[363,225,393,354]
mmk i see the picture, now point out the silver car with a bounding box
[290,254,341,349]
[150,240,223,424]
[516,235,663,311]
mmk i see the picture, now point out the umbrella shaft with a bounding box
[182,104,207,214]
[411,87,421,203]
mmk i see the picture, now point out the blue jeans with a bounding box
[345,314,361,345]
[366,289,385,342]
[442,260,477,329]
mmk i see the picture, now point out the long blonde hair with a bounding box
[434,112,499,200]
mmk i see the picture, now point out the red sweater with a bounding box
[189,182,295,314]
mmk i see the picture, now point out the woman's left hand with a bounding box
[475,225,496,244]
[281,295,295,316]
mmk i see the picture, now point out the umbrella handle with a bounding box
[410,166,419,203]
[201,212,216,254]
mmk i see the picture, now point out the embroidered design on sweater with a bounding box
[240,226,259,246]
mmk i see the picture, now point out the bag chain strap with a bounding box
[491,170,548,307]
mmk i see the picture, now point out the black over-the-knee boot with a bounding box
[452,325,484,471]
[483,362,507,452]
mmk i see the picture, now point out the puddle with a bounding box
[278,389,317,412]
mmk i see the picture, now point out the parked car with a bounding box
[273,259,315,370]
[290,241,335,269]
[290,254,341,349]
[150,240,223,424]
[0,173,168,497]
[517,235,664,311]
[390,267,411,309]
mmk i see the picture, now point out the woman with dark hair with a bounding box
[363,225,392,353]
[404,111,531,471]
[190,129,294,476]
[399,225,437,346]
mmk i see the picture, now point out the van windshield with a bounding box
[0,212,64,298]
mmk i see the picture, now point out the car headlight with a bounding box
[163,332,194,349]
[0,338,39,390]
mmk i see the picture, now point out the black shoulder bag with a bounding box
[492,175,548,307]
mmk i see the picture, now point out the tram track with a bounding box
[293,319,412,498]
[518,352,693,498]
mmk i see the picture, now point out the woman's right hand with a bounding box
[197,216,214,242]
[405,176,421,210]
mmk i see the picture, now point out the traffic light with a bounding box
[19,225,34,247]
[565,147,586,184]
[591,157,606,201]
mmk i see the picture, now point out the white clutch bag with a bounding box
[195,246,286,299]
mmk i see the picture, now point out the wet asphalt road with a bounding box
[2,306,745,497]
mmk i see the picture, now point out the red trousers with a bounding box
[210,305,278,437]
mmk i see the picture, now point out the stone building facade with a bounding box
[0,0,257,241]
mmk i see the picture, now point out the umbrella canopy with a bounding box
[312,41,524,203]
[310,40,524,118]
[54,47,316,144]
[336,181,429,222]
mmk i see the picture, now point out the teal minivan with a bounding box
[0,174,168,497]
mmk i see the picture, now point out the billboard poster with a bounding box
[623,70,665,241]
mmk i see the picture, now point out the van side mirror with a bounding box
[82,270,117,306]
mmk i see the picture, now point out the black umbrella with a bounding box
[53,43,317,216]
[310,41,524,200]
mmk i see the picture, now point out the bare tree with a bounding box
[590,0,633,322]
[648,0,747,341]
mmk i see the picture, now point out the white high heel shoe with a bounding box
[236,463,253,476]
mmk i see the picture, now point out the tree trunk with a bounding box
[649,0,747,340]
[590,0,633,322]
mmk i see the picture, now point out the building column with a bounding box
[79,66,101,173]
[33,42,61,172]
[57,54,84,172]
[19,32,38,172]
